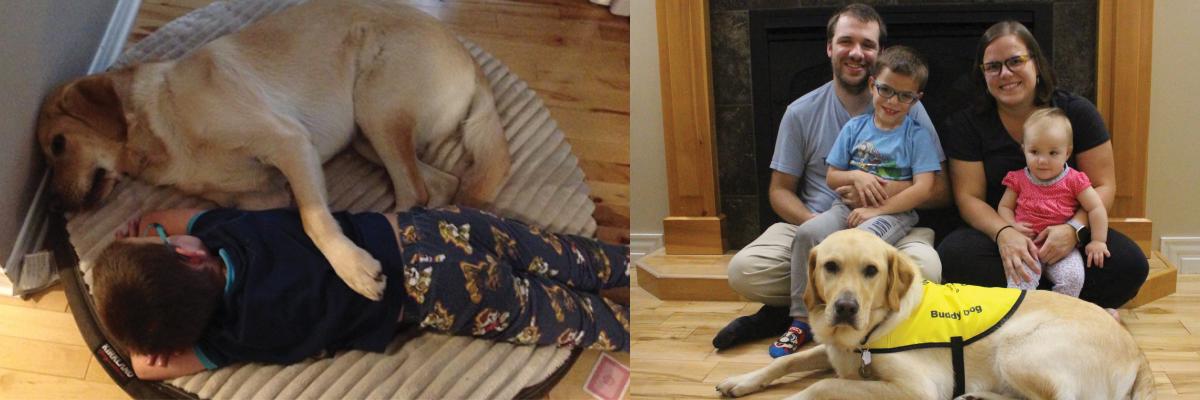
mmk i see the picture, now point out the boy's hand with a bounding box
[114,215,143,239]
[850,171,888,207]
[1085,241,1110,268]
[148,353,172,367]
[847,207,882,227]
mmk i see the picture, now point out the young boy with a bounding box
[93,206,629,380]
[772,46,942,357]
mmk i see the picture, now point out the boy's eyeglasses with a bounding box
[151,223,191,262]
[980,54,1033,76]
[873,83,920,104]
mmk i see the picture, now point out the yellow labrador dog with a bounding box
[35,0,510,300]
[717,230,1154,400]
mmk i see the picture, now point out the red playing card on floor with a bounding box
[584,353,630,400]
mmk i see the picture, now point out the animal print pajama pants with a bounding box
[394,206,630,352]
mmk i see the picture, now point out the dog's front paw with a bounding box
[329,244,387,301]
[716,371,768,398]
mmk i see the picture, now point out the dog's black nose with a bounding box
[834,297,859,319]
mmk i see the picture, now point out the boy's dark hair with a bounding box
[973,20,1057,110]
[870,45,929,90]
[93,241,221,355]
[826,3,887,45]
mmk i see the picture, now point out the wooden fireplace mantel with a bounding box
[656,0,1154,255]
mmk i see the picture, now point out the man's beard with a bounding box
[834,68,869,95]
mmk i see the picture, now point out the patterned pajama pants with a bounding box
[394,207,630,352]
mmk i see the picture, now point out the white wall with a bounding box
[1149,0,1200,272]
[629,0,668,256]
[0,0,121,269]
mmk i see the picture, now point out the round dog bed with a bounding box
[54,1,611,398]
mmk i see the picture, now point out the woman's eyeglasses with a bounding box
[873,83,921,104]
[980,54,1033,76]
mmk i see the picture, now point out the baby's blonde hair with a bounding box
[1023,107,1073,147]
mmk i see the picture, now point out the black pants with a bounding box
[937,226,1148,309]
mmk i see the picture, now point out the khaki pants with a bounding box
[727,222,941,316]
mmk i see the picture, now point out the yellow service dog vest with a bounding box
[858,281,1025,397]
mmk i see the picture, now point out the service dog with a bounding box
[716,229,1154,399]
[35,0,510,301]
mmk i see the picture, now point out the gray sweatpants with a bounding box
[1007,249,1085,297]
[785,201,919,317]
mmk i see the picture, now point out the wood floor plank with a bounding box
[0,284,69,312]
[0,335,90,379]
[0,304,85,346]
[0,367,129,400]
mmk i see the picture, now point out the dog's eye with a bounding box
[51,134,66,156]
[823,261,839,274]
[863,264,878,278]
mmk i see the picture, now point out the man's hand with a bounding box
[847,207,883,227]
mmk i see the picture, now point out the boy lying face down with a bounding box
[93,206,630,380]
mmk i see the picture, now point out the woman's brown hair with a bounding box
[972,21,1057,111]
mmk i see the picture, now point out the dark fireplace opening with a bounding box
[743,3,1057,240]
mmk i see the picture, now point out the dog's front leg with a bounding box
[716,344,831,397]
[267,135,385,300]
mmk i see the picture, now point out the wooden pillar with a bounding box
[656,0,725,254]
[1097,0,1153,218]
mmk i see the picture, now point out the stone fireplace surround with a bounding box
[711,0,1098,248]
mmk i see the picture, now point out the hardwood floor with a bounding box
[630,274,1200,399]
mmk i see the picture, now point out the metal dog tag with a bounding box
[859,350,873,379]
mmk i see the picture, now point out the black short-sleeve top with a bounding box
[188,208,405,368]
[941,90,1110,208]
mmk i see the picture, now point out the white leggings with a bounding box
[1007,250,1084,297]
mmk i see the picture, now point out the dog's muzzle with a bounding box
[833,293,859,326]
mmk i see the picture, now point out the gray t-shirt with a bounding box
[769,81,945,214]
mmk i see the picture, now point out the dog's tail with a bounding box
[1130,350,1156,399]
[455,70,510,208]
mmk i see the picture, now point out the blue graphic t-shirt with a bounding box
[826,113,942,181]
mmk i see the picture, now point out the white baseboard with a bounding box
[1161,236,1200,274]
[630,233,662,259]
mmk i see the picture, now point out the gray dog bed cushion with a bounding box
[64,0,603,398]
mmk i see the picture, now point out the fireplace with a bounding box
[711,1,1098,248]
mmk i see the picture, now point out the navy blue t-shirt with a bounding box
[187,209,405,368]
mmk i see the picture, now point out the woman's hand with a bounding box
[847,207,882,227]
[1035,224,1079,264]
[1012,222,1036,238]
[998,228,1041,284]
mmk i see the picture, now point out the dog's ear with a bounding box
[60,73,129,141]
[803,247,823,313]
[886,248,918,311]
